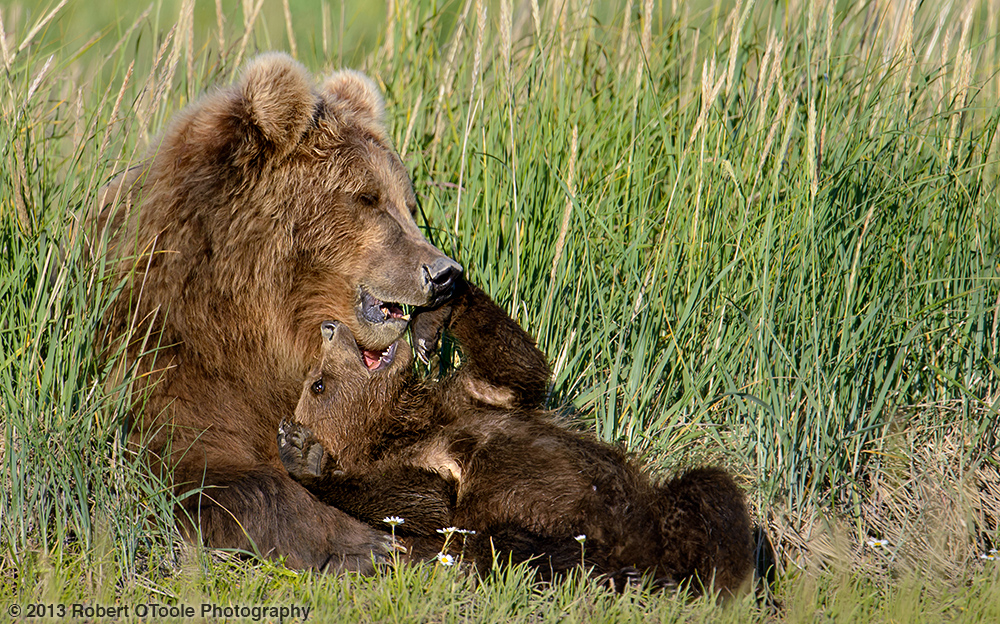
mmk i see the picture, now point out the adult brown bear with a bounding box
[278,281,754,594]
[94,53,462,571]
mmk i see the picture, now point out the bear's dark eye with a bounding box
[358,192,379,207]
[311,378,325,395]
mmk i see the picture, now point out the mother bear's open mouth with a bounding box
[352,251,462,357]
[358,288,411,325]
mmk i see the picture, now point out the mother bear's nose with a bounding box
[423,256,463,305]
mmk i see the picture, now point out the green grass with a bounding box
[2,0,999,621]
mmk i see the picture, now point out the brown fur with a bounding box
[93,53,462,571]
[279,281,754,594]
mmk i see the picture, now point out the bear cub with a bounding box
[278,281,753,594]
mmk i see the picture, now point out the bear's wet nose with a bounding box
[423,257,463,304]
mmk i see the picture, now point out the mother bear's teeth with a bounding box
[383,302,406,319]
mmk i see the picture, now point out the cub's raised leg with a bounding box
[412,281,551,409]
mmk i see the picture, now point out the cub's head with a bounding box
[294,320,412,447]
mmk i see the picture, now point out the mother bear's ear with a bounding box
[320,70,386,129]
[235,52,316,160]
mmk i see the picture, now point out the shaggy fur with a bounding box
[93,53,462,571]
[279,281,754,594]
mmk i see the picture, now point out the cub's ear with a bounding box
[321,70,385,127]
[237,52,315,158]
[320,321,338,342]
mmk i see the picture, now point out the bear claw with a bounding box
[278,419,328,480]
[410,305,453,364]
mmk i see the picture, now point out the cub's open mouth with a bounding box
[360,340,398,371]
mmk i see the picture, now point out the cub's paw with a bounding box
[410,305,453,365]
[277,419,332,482]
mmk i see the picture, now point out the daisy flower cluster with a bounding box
[434,527,477,567]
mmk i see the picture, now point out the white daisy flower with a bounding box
[437,553,456,566]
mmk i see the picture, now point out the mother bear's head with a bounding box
[97,53,461,382]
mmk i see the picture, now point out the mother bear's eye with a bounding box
[311,378,325,395]
[358,192,379,206]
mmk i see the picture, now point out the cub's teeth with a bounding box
[400,313,411,321]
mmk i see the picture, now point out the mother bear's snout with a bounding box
[422,256,463,307]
